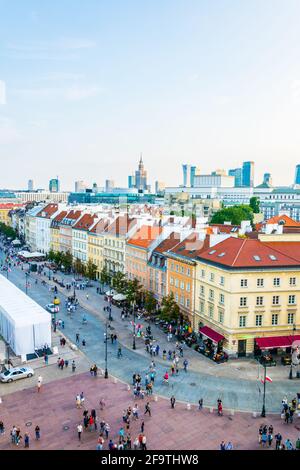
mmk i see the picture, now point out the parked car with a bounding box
[45,303,59,314]
[0,366,34,383]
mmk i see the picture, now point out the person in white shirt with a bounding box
[77,424,83,440]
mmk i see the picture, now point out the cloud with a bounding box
[0,80,6,105]
[65,85,102,101]
[7,38,96,52]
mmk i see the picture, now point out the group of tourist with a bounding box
[258,423,300,450]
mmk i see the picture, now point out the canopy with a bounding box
[18,250,46,259]
[0,274,51,356]
[11,239,21,246]
[105,290,116,296]
[256,335,300,350]
[113,293,127,301]
[199,326,225,343]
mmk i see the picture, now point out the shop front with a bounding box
[198,326,228,363]
[255,335,300,366]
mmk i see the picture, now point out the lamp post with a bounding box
[132,300,136,350]
[25,271,29,295]
[261,362,267,417]
[104,322,108,379]
[289,323,297,379]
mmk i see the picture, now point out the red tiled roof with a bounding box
[52,210,68,222]
[167,232,210,259]
[0,203,23,209]
[265,214,300,227]
[263,242,300,262]
[152,233,181,254]
[73,213,97,231]
[36,204,58,218]
[127,225,163,248]
[64,210,82,221]
[210,224,240,234]
[105,215,137,237]
[89,218,110,234]
[198,237,300,268]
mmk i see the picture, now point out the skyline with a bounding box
[1,0,300,189]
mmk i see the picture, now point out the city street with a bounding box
[1,247,300,414]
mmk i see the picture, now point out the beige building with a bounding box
[195,237,300,357]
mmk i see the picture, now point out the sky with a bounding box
[1,0,300,191]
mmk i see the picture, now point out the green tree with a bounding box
[61,251,73,273]
[0,222,17,239]
[210,205,254,225]
[112,271,127,293]
[100,267,111,287]
[85,258,97,280]
[144,291,157,317]
[126,278,143,307]
[73,258,86,276]
[48,249,56,262]
[250,196,260,214]
[160,293,180,322]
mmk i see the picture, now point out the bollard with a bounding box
[210,407,214,413]
[230,409,235,416]
[154,395,158,402]
[127,385,130,391]
[252,412,257,418]
[187,403,191,410]
[0,397,2,404]
[113,377,117,384]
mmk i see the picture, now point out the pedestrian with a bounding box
[77,424,83,441]
[76,333,80,344]
[296,436,300,450]
[117,346,122,358]
[275,432,282,450]
[65,359,69,368]
[35,425,40,440]
[72,360,76,372]
[24,433,29,448]
[86,294,89,300]
[268,432,273,447]
[104,423,110,439]
[217,402,223,416]
[183,359,188,372]
[226,442,233,450]
[82,339,86,346]
[0,421,4,434]
[144,402,151,417]
[37,375,42,392]
[99,398,105,410]
[198,398,203,410]
[142,434,147,450]
[44,354,48,365]
[140,420,145,433]
[170,395,176,409]
[220,441,226,451]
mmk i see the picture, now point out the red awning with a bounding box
[256,335,294,350]
[199,326,225,343]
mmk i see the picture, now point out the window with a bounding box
[200,301,204,314]
[200,285,205,296]
[257,278,264,287]
[180,281,185,290]
[272,314,278,325]
[256,315,262,327]
[240,297,247,307]
[220,276,225,286]
[272,295,280,305]
[201,269,205,278]
[186,283,190,292]
[210,273,215,282]
[288,313,294,325]
[239,316,246,327]
[288,295,296,305]
[180,296,184,306]
[256,296,264,306]
[175,293,179,302]
[290,277,296,286]
[175,279,179,288]
[241,279,248,287]
[220,294,225,304]
[209,289,214,300]
[219,311,224,324]
[187,268,191,276]
[208,305,214,319]
[180,266,184,274]
[186,298,190,308]
[175,265,179,272]
[273,278,280,287]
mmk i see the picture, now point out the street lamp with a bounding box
[289,323,297,379]
[261,361,267,417]
[132,300,136,350]
[25,271,29,295]
[104,322,108,379]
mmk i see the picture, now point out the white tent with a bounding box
[113,293,127,301]
[0,274,51,356]
[105,290,116,296]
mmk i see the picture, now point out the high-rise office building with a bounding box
[228,168,242,187]
[75,180,87,193]
[295,165,300,185]
[182,164,200,187]
[105,179,115,192]
[128,155,148,192]
[242,161,254,187]
[155,181,165,194]
[128,174,136,188]
[28,179,34,191]
[263,173,272,186]
[49,177,60,193]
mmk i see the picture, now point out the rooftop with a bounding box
[127,225,163,248]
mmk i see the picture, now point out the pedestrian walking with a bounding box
[76,333,80,344]
[144,402,151,417]
[170,395,176,409]
[275,432,282,450]
[183,359,188,372]
[44,354,48,365]
[198,398,203,410]
[24,433,29,448]
[0,421,4,434]
[37,375,42,392]
[140,420,145,433]
[35,425,40,440]
[72,360,76,372]
[77,424,83,441]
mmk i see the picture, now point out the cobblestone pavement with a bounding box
[1,249,300,412]
[0,372,300,450]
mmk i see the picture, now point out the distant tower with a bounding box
[49,177,60,193]
[28,179,34,191]
[242,161,254,187]
[295,165,300,185]
[263,173,272,186]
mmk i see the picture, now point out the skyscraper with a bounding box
[242,161,254,187]
[263,173,272,186]
[228,168,242,187]
[295,165,300,185]
[105,180,115,192]
[128,155,148,192]
[182,164,200,187]
[49,177,60,193]
[75,180,87,192]
[28,179,34,191]
[128,174,136,188]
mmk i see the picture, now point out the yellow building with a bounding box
[0,203,23,226]
[87,219,109,279]
[195,237,300,357]
[50,210,67,252]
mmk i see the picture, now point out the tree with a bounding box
[0,222,17,239]
[100,267,111,286]
[61,251,73,273]
[86,258,97,280]
[250,196,260,214]
[48,249,56,262]
[144,291,157,317]
[126,278,143,307]
[112,271,127,293]
[73,258,86,276]
[210,205,254,225]
[160,293,180,322]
